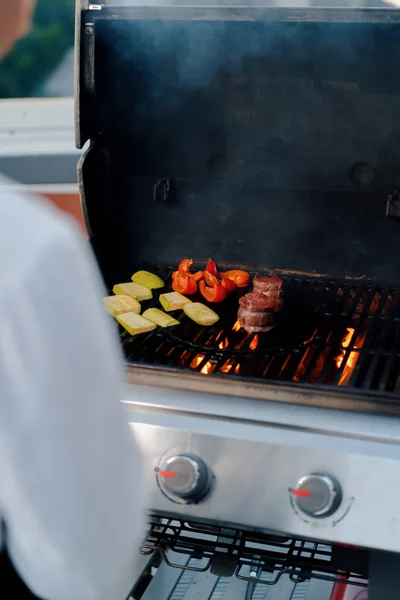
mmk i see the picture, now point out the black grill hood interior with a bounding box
[77,6,400,286]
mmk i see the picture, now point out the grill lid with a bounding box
[76,3,400,282]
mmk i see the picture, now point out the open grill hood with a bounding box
[76,2,400,414]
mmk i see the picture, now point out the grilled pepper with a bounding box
[220,274,236,293]
[205,258,218,277]
[199,280,227,303]
[204,270,236,293]
[173,269,203,282]
[172,273,198,295]
[221,269,250,288]
[178,258,194,276]
[176,259,203,282]
[203,271,220,287]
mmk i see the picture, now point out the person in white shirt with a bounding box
[0,2,143,599]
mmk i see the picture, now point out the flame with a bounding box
[220,360,241,374]
[190,353,216,375]
[200,361,216,375]
[219,337,229,350]
[232,320,241,332]
[190,354,205,368]
[249,335,259,350]
[336,328,354,369]
[220,359,234,373]
[292,329,318,382]
[338,330,368,387]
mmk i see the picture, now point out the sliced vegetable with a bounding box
[142,308,180,328]
[221,269,250,288]
[160,291,192,312]
[220,274,236,293]
[113,282,153,301]
[199,280,228,303]
[116,312,156,335]
[176,259,203,283]
[131,270,164,289]
[172,273,198,295]
[178,258,195,277]
[183,302,220,326]
[103,295,141,316]
[173,269,203,282]
[205,258,218,277]
[203,271,220,287]
[204,269,236,293]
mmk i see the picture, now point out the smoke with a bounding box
[99,0,400,191]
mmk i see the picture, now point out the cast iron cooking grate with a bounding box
[141,516,368,588]
[116,268,400,395]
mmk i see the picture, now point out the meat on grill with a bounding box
[253,275,284,312]
[253,275,283,294]
[238,293,276,332]
[239,292,277,311]
[238,276,284,333]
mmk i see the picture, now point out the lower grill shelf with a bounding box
[132,551,336,600]
[140,517,368,590]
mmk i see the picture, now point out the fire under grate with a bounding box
[115,269,400,396]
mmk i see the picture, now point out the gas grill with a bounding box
[76,2,400,598]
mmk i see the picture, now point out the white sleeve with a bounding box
[0,224,144,600]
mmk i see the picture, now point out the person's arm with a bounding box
[0,223,143,600]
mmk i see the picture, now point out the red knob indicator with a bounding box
[290,488,311,498]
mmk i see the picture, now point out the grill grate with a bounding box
[115,268,400,396]
[141,517,368,589]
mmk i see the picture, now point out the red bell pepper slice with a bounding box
[203,271,220,287]
[176,259,203,282]
[199,280,227,303]
[204,269,236,293]
[205,258,219,277]
[178,258,194,277]
[172,274,198,295]
[220,274,236,292]
[193,271,204,282]
[173,268,202,281]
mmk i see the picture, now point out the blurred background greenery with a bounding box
[0,0,75,98]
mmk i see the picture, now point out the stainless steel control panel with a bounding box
[128,406,400,552]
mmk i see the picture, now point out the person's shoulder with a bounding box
[0,175,80,284]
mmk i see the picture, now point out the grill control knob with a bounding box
[157,454,212,504]
[291,474,342,518]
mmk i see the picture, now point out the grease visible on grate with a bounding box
[118,270,400,395]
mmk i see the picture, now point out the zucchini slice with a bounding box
[183,302,219,326]
[113,282,153,302]
[159,291,192,312]
[142,308,180,328]
[131,270,164,289]
[103,295,140,316]
[116,312,157,335]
